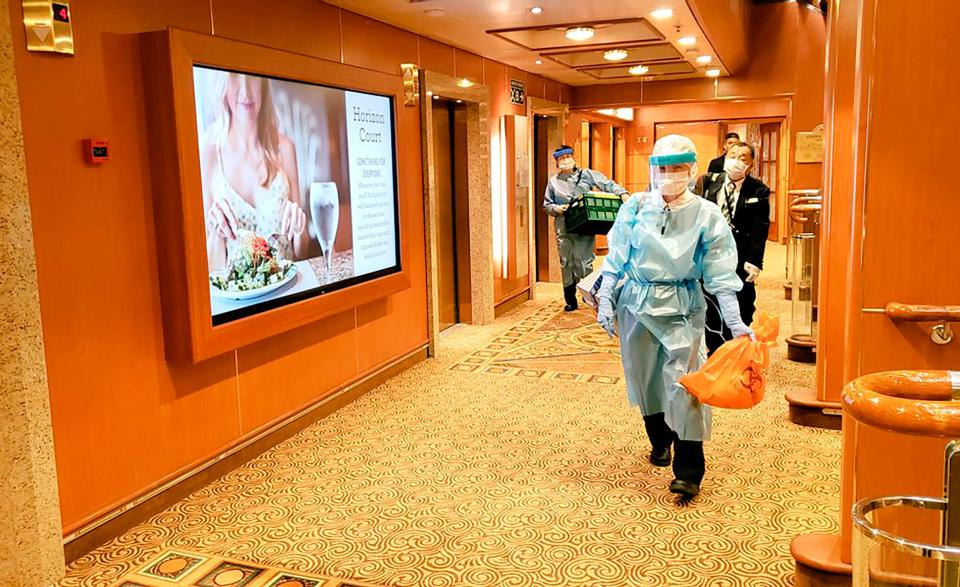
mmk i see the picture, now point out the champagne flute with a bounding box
[309,182,340,278]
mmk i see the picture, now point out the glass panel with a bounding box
[769,162,777,190]
[770,131,778,158]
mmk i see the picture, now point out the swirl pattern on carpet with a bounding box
[62,244,840,587]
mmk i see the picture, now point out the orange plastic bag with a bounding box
[679,310,780,409]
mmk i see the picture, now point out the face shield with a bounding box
[649,134,698,197]
[553,147,577,172]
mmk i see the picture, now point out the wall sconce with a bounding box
[400,63,419,106]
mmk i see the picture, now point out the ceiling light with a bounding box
[432,95,439,100]
[528,6,543,15]
[565,26,596,42]
[706,68,721,77]
[456,99,463,103]
[535,59,543,65]
[457,78,474,88]
[426,91,433,97]
[650,8,674,20]
[696,55,713,64]
[603,49,628,62]
[425,8,445,17]
[678,36,697,46]
[629,65,649,75]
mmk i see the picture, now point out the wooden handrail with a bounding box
[789,202,822,223]
[842,371,960,437]
[885,303,960,322]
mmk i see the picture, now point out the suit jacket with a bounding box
[707,154,726,174]
[697,172,771,270]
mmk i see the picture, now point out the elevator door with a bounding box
[534,115,551,282]
[432,101,470,330]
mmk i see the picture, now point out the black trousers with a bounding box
[643,413,705,484]
[704,276,757,356]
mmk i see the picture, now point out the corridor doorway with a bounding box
[431,99,471,331]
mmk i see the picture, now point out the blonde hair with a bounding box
[221,73,281,186]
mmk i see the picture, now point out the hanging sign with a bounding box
[509,78,526,106]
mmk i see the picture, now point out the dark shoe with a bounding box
[669,479,700,497]
[562,284,579,312]
[649,446,671,467]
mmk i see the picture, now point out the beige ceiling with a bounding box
[322,0,727,86]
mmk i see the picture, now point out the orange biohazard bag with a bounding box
[679,310,780,409]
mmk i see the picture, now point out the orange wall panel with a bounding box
[418,36,456,77]
[340,10,418,75]
[544,79,560,103]
[211,0,341,62]
[454,49,484,85]
[9,0,570,534]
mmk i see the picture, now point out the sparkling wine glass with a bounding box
[309,182,340,278]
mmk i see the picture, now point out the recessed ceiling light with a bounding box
[629,65,649,75]
[457,78,474,88]
[425,8,445,17]
[678,36,697,46]
[426,91,433,97]
[528,6,544,15]
[706,68,721,77]
[565,26,596,42]
[432,95,439,100]
[650,8,674,20]
[535,59,543,65]
[603,49,629,62]
[456,99,463,103]
[696,55,713,64]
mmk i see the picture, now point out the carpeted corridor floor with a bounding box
[63,243,841,587]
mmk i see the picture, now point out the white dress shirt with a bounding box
[721,175,746,218]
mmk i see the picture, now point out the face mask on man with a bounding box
[724,157,750,181]
[557,157,576,172]
[658,171,690,196]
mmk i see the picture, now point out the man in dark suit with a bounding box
[707,132,742,174]
[696,142,771,354]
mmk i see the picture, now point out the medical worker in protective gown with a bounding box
[595,135,753,498]
[543,145,629,311]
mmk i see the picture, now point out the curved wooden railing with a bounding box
[789,196,822,224]
[842,371,960,437]
[886,303,960,323]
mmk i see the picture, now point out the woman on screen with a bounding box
[200,72,308,270]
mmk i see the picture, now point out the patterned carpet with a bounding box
[62,244,841,587]
[114,549,385,586]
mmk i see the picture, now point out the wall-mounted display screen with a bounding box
[193,65,400,325]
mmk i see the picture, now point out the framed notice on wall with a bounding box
[795,124,824,163]
[509,78,525,106]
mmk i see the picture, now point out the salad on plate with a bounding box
[210,230,296,297]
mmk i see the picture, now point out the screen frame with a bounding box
[142,28,411,363]
[193,64,403,326]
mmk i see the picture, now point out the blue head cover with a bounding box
[553,147,575,159]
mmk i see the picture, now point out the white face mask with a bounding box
[658,171,689,196]
[724,157,749,181]
[557,157,576,171]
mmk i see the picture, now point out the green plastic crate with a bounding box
[564,192,624,235]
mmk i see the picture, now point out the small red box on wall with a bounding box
[82,139,109,164]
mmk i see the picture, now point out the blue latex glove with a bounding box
[716,291,755,340]
[597,273,617,337]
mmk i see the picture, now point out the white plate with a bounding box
[210,264,298,301]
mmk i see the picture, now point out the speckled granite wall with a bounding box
[420,71,494,354]
[0,0,66,584]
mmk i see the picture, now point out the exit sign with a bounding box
[509,78,525,106]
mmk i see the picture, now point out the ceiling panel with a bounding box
[583,61,697,80]
[490,18,662,51]
[546,43,682,68]
[322,0,728,86]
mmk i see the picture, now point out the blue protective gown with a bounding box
[600,190,742,441]
[544,168,628,286]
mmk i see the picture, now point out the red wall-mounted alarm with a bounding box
[82,139,109,164]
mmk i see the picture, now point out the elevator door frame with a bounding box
[527,97,568,285]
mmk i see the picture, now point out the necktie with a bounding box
[721,181,735,225]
